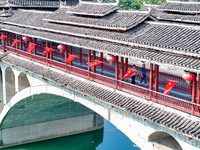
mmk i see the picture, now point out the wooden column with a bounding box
[20,35,22,50]
[125,58,128,73]
[100,52,103,70]
[88,50,91,72]
[115,56,119,88]
[115,56,119,80]
[16,34,18,49]
[79,48,82,64]
[65,45,68,61]
[33,38,37,54]
[93,51,96,73]
[192,73,197,115]
[50,42,53,60]
[46,41,48,58]
[197,74,200,105]
[149,63,154,90]
[120,57,124,81]
[3,36,5,52]
[70,46,72,65]
[9,33,12,46]
[155,64,159,92]
[6,31,8,47]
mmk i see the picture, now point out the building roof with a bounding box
[158,2,200,13]
[7,0,60,7]
[44,8,149,31]
[151,8,200,24]
[67,2,118,16]
[3,9,200,58]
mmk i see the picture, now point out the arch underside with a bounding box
[18,72,30,92]
[149,131,182,150]
[5,67,15,103]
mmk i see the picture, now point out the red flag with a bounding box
[122,69,136,80]
[43,48,54,56]
[11,39,20,47]
[164,80,177,95]
[87,61,102,67]
[27,43,36,53]
[65,55,76,63]
[0,35,6,39]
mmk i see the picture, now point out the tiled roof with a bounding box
[8,0,60,7]
[158,2,200,13]
[68,3,118,16]
[3,10,200,57]
[151,8,200,24]
[44,8,149,31]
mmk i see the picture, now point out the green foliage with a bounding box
[119,0,144,10]
[104,0,117,2]
[145,0,166,5]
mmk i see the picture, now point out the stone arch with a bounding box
[148,131,182,150]
[5,67,15,103]
[18,72,30,92]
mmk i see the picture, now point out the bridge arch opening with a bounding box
[5,67,15,103]
[18,72,30,92]
[148,131,182,150]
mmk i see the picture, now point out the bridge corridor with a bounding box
[0,54,199,150]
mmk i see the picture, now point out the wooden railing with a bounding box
[4,46,200,117]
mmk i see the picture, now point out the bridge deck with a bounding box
[1,53,200,140]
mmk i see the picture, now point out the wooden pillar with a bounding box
[125,58,128,73]
[149,63,154,90]
[155,64,159,92]
[88,50,91,72]
[197,74,200,105]
[6,31,8,47]
[50,42,53,60]
[9,33,12,46]
[65,45,68,61]
[3,37,5,52]
[100,52,103,70]
[79,48,82,64]
[192,73,197,115]
[70,46,72,65]
[120,57,124,81]
[33,38,37,54]
[20,35,22,50]
[16,34,18,49]
[93,51,96,73]
[115,56,119,88]
[46,41,48,58]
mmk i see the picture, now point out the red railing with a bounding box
[4,46,200,117]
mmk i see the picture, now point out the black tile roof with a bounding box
[8,0,60,7]
[3,9,200,57]
[151,8,200,24]
[158,2,200,13]
[44,8,149,30]
[68,3,118,16]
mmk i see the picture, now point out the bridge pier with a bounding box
[1,66,7,106]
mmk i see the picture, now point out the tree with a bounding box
[119,0,144,10]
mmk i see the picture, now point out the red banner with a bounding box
[11,39,20,47]
[0,35,6,39]
[43,48,54,56]
[122,69,136,80]
[164,80,177,95]
[65,55,76,63]
[87,61,102,67]
[27,43,36,53]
